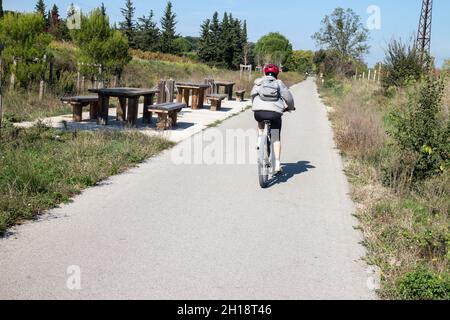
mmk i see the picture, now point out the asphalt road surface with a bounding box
[0,78,375,300]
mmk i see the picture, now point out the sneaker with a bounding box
[274,160,283,174]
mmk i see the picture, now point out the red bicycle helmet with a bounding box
[264,64,280,78]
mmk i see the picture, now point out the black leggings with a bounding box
[254,111,282,142]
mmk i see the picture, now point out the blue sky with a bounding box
[4,0,450,67]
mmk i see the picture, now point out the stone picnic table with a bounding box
[175,82,210,110]
[88,87,159,126]
[214,81,235,100]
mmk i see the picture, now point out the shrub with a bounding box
[398,267,450,300]
[382,39,425,91]
[387,76,449,181]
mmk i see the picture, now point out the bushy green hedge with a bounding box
[398,267,450,300]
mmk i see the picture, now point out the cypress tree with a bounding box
[49,5,59,27]
[136,10,160,52]
[160,1,177,54]
[35,0,46,16]
[220,12,233,68]
[119,0,136,48]
[230,16,243,69]
[241,20,251,65]
[35,0,48,26]
[0,0,4,19]
[101,3,107,17]
[199,19,214,63]
[209,12,221,63]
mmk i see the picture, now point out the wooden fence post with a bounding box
[0,57,3,129]
[378,64,382,83]
[157,80,166,104]
[39,55,47,101]
[98,65,103,89]
[167,79,175,102]
[77,63,81,93]
[10,58,16,90]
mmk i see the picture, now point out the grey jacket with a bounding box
[251,76,295,114]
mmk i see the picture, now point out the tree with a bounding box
[209,12,221,63]
[100,3,107,17]
[198,19,214,63]
[35,0,46,16]
[198,11,248,68]
[49,5,59,28]
[286,50,315,73]
[35,0,48,26]
[48,4,68,40]
[219,12,232,68]
[174,37,192,54]
[230,16,245,69]
[0,0,4,19]
[382,38,424,90]
[242,20,251,65]
[135,10,160,52]
[160,1,177,54]
[312,8,369,61]
[119,0,136,48]
[71,9,131,79]
[0,13,53,88]
[254,32,293,66]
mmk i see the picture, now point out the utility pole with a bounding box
[416,0,433,64]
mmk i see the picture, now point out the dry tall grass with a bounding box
[327,80,386,160]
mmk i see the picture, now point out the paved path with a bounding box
[0,79,375,300]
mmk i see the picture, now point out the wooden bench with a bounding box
[143,102,186,130]
[61,96,99,122]
[206,94,227,111]
[235,90,246,102]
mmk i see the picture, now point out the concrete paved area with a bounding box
[0,79,376,300]
[15,99,250,143]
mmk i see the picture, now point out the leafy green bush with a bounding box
[323,77,345,96]
[398,267,450,300]
[387,76,449,182]
[382,39,425,91]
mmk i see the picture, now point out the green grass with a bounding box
[2,90,73,123]
[0,122,174,234]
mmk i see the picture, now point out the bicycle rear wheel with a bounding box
[258,134,270,188]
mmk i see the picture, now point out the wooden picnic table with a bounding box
[88,87,159,126]
[214,81,235,100]
[175,82,210,110]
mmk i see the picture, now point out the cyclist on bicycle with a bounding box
[251,64,295,174]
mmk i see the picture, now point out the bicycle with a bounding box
[257,109,295,189]
[257,120,275,189]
